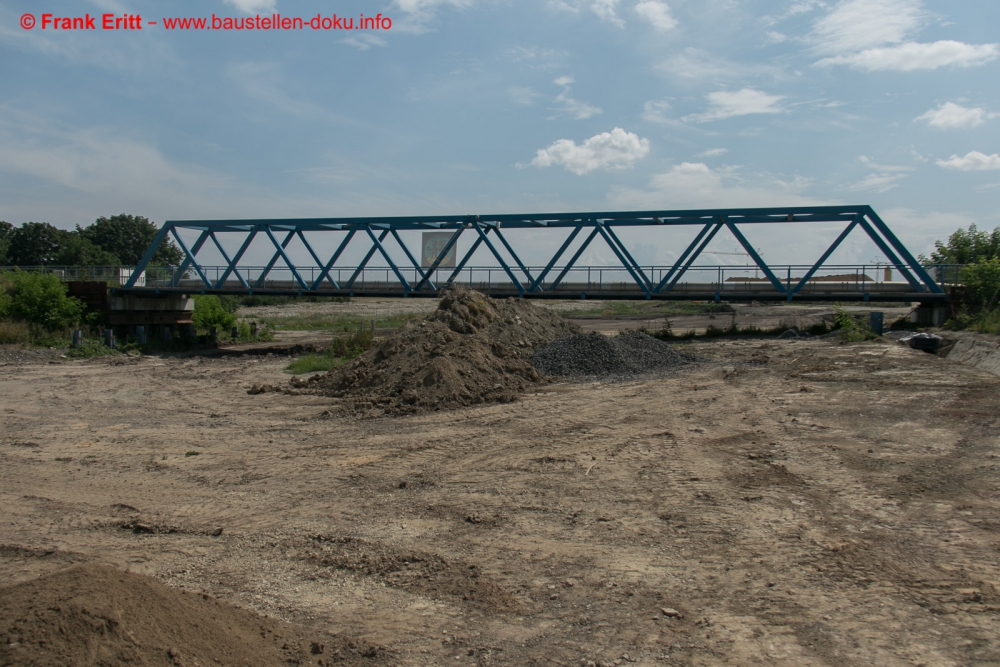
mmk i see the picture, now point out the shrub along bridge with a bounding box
[117,205,946,304]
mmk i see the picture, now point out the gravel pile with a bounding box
[530,330,697,380]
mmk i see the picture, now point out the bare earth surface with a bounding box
[2,332,1000,665]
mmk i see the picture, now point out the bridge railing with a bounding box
[130,263,962,296]
[1,262,965,297]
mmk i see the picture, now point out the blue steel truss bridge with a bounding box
[119,205,947,303]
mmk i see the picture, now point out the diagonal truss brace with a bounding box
[214,228,258,289]
[530,225,582,292]
[789,217,860,296]
[653,221,715,293]
[549,224,601,291]
[345,230,390,289]
[657,221,724,294]
[312,226,358,290]
[725,219,787,295]
[472,220,525,296]
[597,223,651,297]
[171,229,212,289]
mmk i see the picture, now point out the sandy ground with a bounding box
[3,334,999,666]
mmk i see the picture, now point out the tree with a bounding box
[54,231,120,266]
[925,224,1000,265]
[7,222,63,266]
[80,214,182,266]
[0,221,12,265]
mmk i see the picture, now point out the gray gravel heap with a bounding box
[530,330,697,380]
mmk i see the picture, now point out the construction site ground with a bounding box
[2,300,999,666]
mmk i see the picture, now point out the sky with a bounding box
[1,0,998,270]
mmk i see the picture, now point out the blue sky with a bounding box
[1,0,998,268]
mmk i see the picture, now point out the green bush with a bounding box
[960,258,1000,312]
[192,295,237,332]
[833,304,875,342]
[230,320,274,342]
[0,271,84,329]
[330,329,373,357]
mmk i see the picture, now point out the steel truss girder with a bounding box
[123,205,943,300]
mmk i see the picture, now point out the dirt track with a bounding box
[3,334,1000,665]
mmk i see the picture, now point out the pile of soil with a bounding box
[0,563,385,666]
[530,330,697,380]
[301,288,579,415]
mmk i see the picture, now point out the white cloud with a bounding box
[506,46,565,70]
[809,0,927,56]
[551,76,603,119]
[342,34,387,51]
[548,0,581,13]
[847,172,907,193]
[816,41,999,71]
[609,162,830,209]
[685,89,785,123]
[641,100,673,124]
[697,148,729,157]
[507,86,541,106]
[808,0,998,71]
[223,0,276,14]
[766,31,789,44]
[858,155,913,172]
[936,151,1000,171]
[915,102,997,129]
[395,0,474,11]
[392,0,475,32]
[656,48,784,82]
[787,1,823,17]
[635,1,677,31]
[528,128,650,175]
[591,0,625,27]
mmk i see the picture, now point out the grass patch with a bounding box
[185,451,200,457]
[285,352,350,375]
[284,329,375,374]
[0,321,31,345]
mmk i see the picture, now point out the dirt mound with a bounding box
[530,330,697,380]
[302,288,578,415]
[0,563,386,666]
[429,288,579,354]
